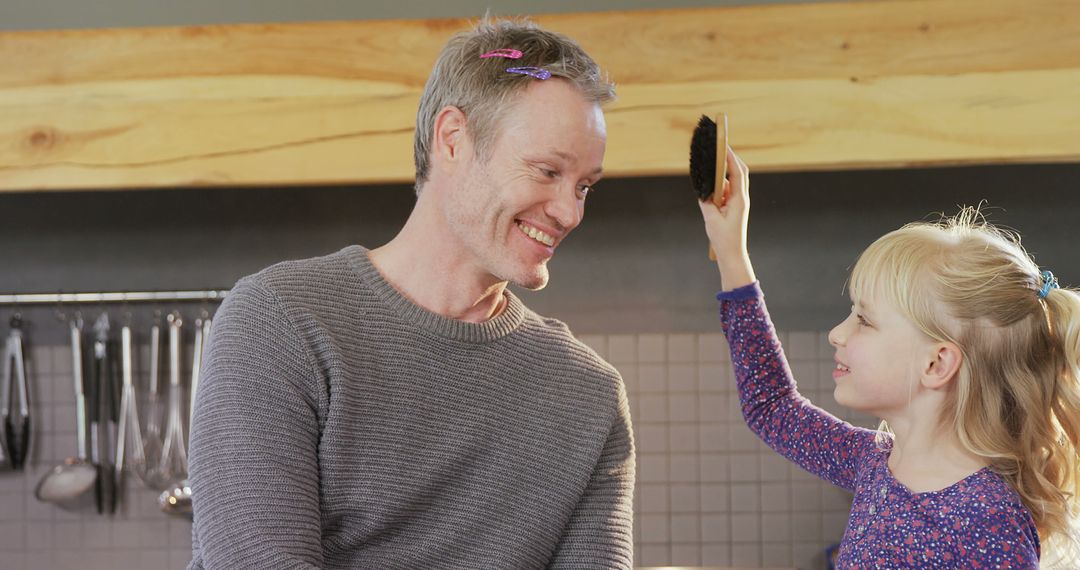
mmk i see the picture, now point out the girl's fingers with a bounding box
[720,179,732,207]
[724,147,750,207]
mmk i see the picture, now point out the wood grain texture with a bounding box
[1,0,1077,192]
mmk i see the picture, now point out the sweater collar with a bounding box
[343,245,527,343]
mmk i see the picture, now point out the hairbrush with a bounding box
[689,113,729,260]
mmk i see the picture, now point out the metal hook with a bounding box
[166,310,183,330]
[92,311,110,341]
[55,296,67,323]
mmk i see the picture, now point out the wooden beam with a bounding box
[1,0,1077,192]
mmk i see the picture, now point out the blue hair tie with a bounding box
[1038,269,1059,299]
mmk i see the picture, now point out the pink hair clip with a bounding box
[506,66,552,80]
[480,48,523,59]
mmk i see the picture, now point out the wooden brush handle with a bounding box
[708,113,729,261]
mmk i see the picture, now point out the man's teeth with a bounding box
[836,363,850,372]
[518,223,555,246]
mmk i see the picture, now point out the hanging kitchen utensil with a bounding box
[187,317,205,426]
[35,317,98,503]
[203,316,212,351]
[87,314,103,513]
[190,315,211,429]
[92,313,117,515]
[160,314,206,519]
[140,319,166,490]
[1,314,31,470]
[159,477,192,518]
[115,323,146,494]
[156,312,186,485]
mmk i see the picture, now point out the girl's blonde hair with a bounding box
[849,207,1080,563]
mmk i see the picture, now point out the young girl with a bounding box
[699,148,1080,568]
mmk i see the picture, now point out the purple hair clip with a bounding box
[480,48,523,59]
[506,66,552,81]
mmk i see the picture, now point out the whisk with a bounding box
[139,321,165,490]
[153,313,186,486]
[115,324,146,490]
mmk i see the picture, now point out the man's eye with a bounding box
[576,185,593,199]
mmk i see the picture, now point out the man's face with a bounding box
[444,79,607,290]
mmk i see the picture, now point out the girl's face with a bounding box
[827,293,935,419]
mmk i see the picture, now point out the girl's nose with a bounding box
[828,316,850,348]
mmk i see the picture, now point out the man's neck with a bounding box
[368,207,508,324]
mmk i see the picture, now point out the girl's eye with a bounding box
[857,314,870,327]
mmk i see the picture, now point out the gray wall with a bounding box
[0,0,835,31]
[4,163,1080,342]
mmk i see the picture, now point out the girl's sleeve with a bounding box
[716,282,877,491]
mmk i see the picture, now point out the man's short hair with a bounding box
[413,17,616,193]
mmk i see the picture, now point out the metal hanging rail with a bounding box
[0,290,230,306]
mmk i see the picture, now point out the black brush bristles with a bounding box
[689,114,717,202]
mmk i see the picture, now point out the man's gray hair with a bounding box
[412,17,616,193]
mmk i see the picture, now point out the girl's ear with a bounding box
[923,342,962,390]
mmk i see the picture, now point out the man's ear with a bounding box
[923,342,962,390]
[432,106,469,166]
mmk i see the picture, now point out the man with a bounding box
[188,17,635,570]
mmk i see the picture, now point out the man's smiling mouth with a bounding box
[517,222,556,246]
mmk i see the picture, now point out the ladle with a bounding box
[160,316,209,518]
[158,477,192,518]
[34,319,97,503]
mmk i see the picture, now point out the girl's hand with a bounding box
[697,147,756,290]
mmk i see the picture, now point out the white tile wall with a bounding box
[582,330,874,570]
[0,330,870,570]
[0,341,194,570]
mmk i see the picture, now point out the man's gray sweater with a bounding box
[188,246,635,569]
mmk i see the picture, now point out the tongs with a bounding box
[1,315,31,470]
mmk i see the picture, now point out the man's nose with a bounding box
[545,184,584,233]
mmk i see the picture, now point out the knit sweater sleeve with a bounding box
[547,378,636,569]
[717,282,877,491]
[188,277,325,569]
